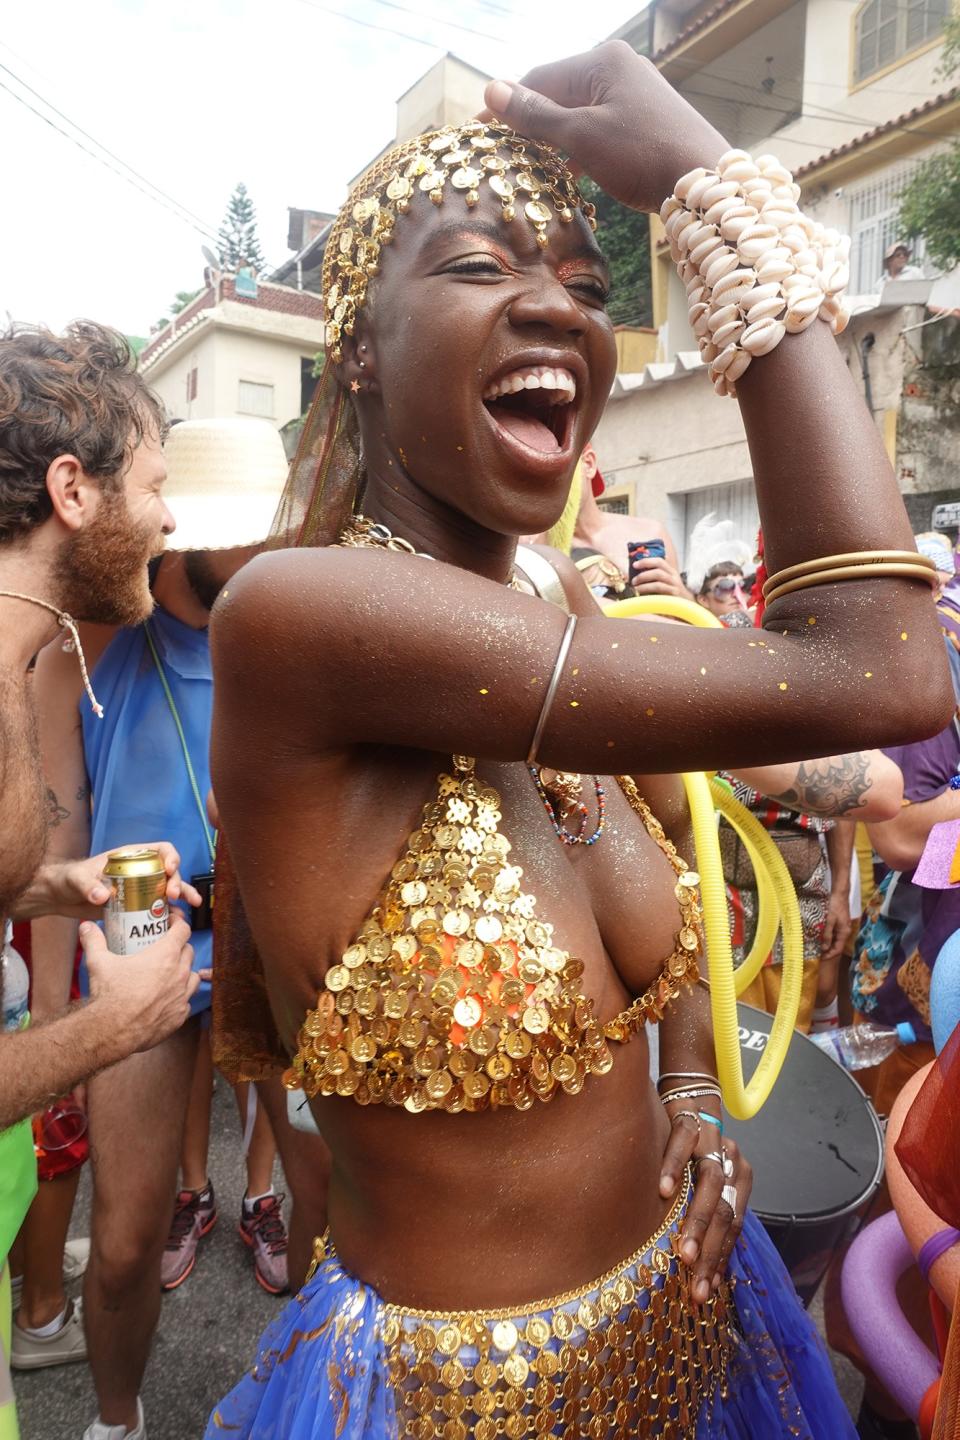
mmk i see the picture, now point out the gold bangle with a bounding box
[763,549,935,598]
[764,561,938,606]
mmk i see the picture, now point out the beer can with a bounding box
[103,848,169,955]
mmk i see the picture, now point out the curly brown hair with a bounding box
[0,320,167,545]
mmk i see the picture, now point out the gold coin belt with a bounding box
[305,1174,733,1438]
[284,759,701,1113]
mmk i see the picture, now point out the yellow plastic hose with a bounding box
[602,594,803,1118]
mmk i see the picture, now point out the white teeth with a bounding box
[482,364,577,403]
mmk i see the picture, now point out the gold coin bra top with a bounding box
[284,759,701,1113]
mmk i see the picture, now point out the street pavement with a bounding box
[14,1076,286,1439]
[14,1075,863,1438]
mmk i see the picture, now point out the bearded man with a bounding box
[0,321,197,1434]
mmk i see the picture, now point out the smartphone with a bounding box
[190,872,215,932]
[627,538,666,574]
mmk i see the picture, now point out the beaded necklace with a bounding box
[529,767,606,847]
[339,514,605,849]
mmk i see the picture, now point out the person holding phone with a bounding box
[570,443,692,598]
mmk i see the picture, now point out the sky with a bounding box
[0,0,640,338]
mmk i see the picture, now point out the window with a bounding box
[854,0,947,83]
[186,367,198,403]
[300,356,319,416]
[848,162,926,293]
[671,479,760,574]
[238,380,274,418]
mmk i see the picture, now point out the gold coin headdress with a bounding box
[322,119,596,361]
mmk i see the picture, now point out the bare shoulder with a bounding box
[523,543,601,617]
[212,546,369,647]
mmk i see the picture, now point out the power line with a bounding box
[363,0,506,45]
[0,75,220,241]
[287,0,475,52]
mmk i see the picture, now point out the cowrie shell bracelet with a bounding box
[661,149,850,397]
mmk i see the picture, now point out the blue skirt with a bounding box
[206,1206,855,1439]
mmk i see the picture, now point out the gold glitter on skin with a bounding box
[778,683,788,691]
[865,672,873,678]
[808,617,817,626]
[901,632,909,640]
[570,701,580,708]
[646,707,655,717]
[479,688,489,696]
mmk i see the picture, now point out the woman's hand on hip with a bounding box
[660,1102,752,1301]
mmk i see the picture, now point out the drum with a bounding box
[723,1003,885,1305]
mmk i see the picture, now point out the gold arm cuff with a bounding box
[763,548,935,598]
[764,561,938,607]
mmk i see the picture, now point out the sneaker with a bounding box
[10,1236,90,1306]
[82,1397,146,1440]
[11,1296,87,1370]
[160,1183,217,1292]
[238,1192,289,1295]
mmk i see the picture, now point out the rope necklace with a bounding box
[0,590,104,717]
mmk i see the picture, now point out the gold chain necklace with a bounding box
[340,514,524,590]
[0,590,104,717]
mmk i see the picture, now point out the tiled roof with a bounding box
[653,0,739,62]
[140,278,325,368]
[795,87,959,179]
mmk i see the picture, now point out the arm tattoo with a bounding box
[773,752,871,817]
[45,787,70,827]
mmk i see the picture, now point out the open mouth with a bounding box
[482,365,577,458]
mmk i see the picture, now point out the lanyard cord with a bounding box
[143,621,216,866]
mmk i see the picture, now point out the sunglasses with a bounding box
[705,577,745,598]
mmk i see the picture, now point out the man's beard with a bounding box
[54,490,162,626]
[183,551,226,613]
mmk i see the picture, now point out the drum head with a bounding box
[722,1004,884,1223]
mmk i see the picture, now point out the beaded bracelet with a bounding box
[659,1086,722,1105]
[660,149,850,397]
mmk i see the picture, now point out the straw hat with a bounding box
[162,418,288,552]
[884,240,911,262]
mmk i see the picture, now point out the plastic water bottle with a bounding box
[2,928,29,1031]
[810,1020,916,1070]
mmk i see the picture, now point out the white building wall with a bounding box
[143,305,326,427]
[146,331,217,423]
[209,329,311,428]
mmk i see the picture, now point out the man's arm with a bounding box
[868,788,960,873]
[0,918,197,1131]
[818,821,855,1006]
[28,629,102,1019]
[731,751,903,821]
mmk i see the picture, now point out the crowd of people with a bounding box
[1,37,959,1440]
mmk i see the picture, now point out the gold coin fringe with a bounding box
[301,1175,732,1439]
[322,119,593,361]
[285,760,701,1113]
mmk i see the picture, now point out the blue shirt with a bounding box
[81,605,214,1015]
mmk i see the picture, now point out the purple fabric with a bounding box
[913,820,960,890]
[917,1226,960,1284]
[872,679,960,1042]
